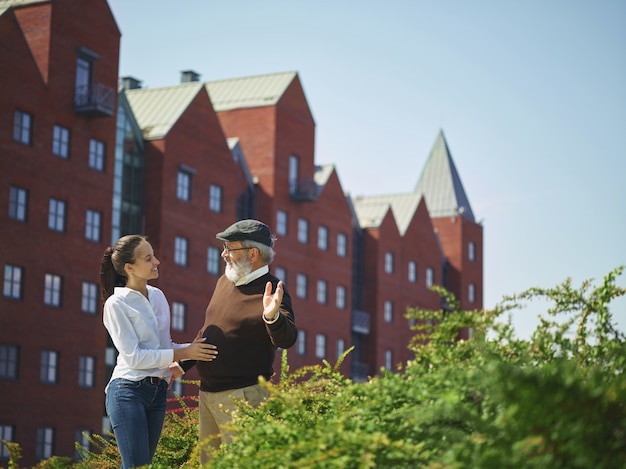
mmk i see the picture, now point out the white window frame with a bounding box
[36,427,54,461]
[85,209,101,242]
[52,125,70,158]
[316,279,327,304]
[44,273,62,307]
[469,241,476,261]
[384,300,393,323]
[336,285,346,309]
[276,210,287,236]
[289,155,299,194]
[408,261,417,283]
[9,186,28,222]
[274,266,286,283]
[174,237,188,266]
[0,345,19,380]
[337,233,347,257]
[89,138,105,171]
[385,350,393,370]
[426,267,434,287]
[172,301,186,331]
[297,218,308,244]
[296,330,306,355]
[317,226,328,250]
[315,334,326,359]
[81,281,98,314]
[49,198,66,232]
[78,355,95,388]
[209,184,222,213]
[384,251,394,274]
[13,110,32,145]
[176,170,192,201]
[3,264,23,300]
[469,283,476,303]
[40,350,58,384]
[296,273,307,299]
[207,246,220,274]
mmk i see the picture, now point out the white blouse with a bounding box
[103,285,186,391]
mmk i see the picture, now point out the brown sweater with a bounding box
[195,273,297,392]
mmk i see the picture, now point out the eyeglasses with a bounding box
[222,244,252,254]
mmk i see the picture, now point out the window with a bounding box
[469,241,476,261]
[75,54,93,105]
[49,198,66,232]
[75,430,90,461]
[468,283,476,303]
[408,261,417,283]
[385,350,393,370]
[3,265,23,300]
[177,170,192,201]
[0,345,19,380]
[44,273,62,307]
[337,233,347,257]
[78,355,95,388]
[384,252,394,274]
[40,350,58,384]
[85,209,101,242]
[274,267,287,282]
[89,139,105,171]
[384,300,393,323]
[207,246,220,275]
[337,339,345,360]
[289,155,299,194]
[0,425,14,460]
[170,380,183,398]
[297,218,308,244]
[174,237,188,266]
[426,267,434,287]
[9,186,28,222]
[36,427,54,461]
[296,330,306,355]
[52,125,70,158]
[172,302,186,331]
[317,226,328,250]
[276,210,287,236]
[315,334,326,359]
[316,279,327,304]
[336,285,346,309]
[81,282,98,314]
[13,110,32,145]
[209,184,222,213]
[296,273,307,299]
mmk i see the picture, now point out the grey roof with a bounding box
[0,0,48,15]
[124,82,204,140]
[414,130,475,221]
[205,71,297,112]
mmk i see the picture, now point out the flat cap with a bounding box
[216,219,273,246]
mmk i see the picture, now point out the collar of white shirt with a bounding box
[235,265,269,286]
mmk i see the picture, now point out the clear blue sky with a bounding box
[108,0,626,338]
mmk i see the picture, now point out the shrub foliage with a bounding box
[4,267,625,468]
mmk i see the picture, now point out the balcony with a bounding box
[352,309,370,334]
[74,82,115,117]
[289,178,318,202]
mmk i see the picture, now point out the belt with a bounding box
[144,376,165,386]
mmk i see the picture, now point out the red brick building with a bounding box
[0,1,482,465]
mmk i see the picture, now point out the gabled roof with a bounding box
[352,192,421,235]
[205,71,297,112]
[414,130,475,221]
[0,0,48,15]
[124,82,204,140]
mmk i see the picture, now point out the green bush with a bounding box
[8,267,625,468]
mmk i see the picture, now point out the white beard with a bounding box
[225,256,253,283]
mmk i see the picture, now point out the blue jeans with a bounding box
[105,377,167,469]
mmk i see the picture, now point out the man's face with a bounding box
[222,242,253,282]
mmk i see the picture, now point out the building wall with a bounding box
[0,1,120,465]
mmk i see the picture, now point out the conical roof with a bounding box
[414,130,475,221]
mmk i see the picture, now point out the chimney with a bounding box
[181,70,201,83]
[120,76,142,90]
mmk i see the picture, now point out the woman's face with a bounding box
[127,240,160,281]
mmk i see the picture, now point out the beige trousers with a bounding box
[198,383,269,464]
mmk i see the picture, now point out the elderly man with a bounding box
[191,219,298,462]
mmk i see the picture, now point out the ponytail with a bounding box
[100,234,146,301]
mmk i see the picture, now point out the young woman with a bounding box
[100,235,218,468]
